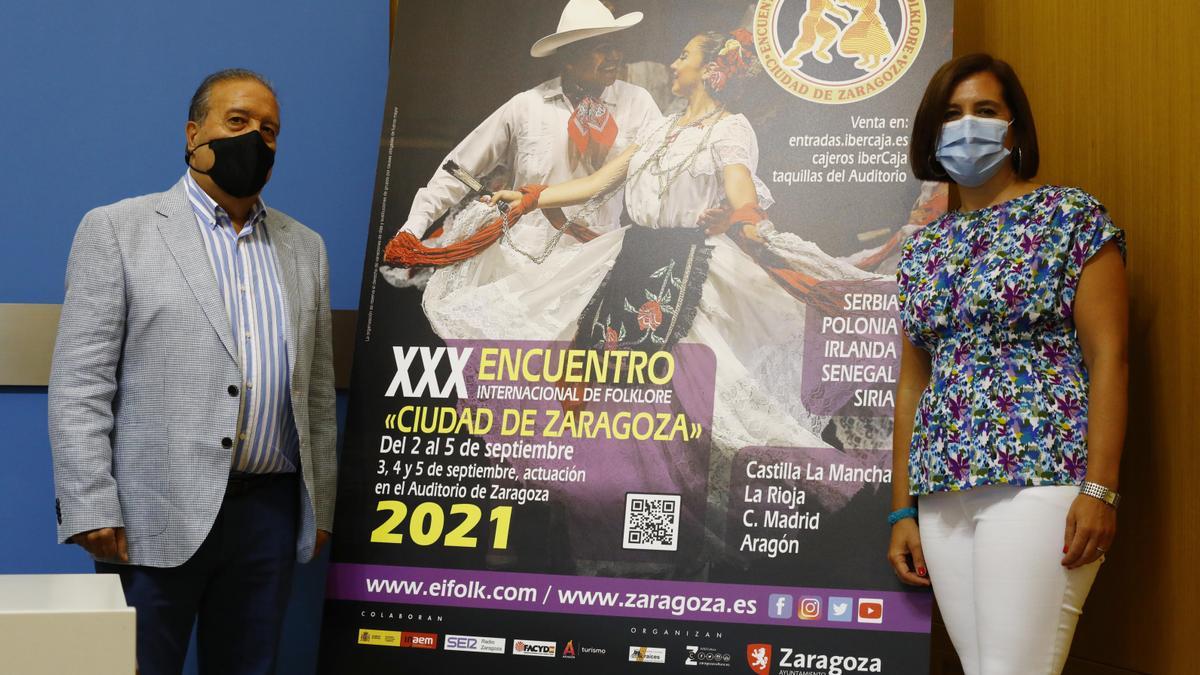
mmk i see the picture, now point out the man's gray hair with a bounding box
[188,68,277,123]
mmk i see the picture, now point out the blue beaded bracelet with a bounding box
[887,507,918,526]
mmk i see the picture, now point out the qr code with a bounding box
[622,493,681,551]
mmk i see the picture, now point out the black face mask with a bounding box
[185,129,276,198]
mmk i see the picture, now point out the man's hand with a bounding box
[314,529,332,557]
[486,190,523,210]
[71,527,128,562]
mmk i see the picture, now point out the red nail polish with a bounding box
[1063,546,1069,554]
[917,567,927,576]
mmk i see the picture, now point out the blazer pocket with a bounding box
[111,423,170,539]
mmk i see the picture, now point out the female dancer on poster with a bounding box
[472,29,879,446]
[401,29,885,563]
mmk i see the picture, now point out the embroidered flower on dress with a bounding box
[604,327,619,351]
[637,300,663,331]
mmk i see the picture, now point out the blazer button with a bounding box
[228,384,239,397]
[221,437,233,449]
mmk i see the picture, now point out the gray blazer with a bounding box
[49,177,338,567]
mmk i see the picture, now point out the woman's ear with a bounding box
[702,62,725,91]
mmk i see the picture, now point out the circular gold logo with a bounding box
[754,0,926,104]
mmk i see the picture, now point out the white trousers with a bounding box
[918,485,1102,675]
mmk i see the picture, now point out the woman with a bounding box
[888,54,1127,674]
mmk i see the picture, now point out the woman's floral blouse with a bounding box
[898,186,1125,495]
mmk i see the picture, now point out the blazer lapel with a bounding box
[268,212,300,379]
[156,179,239,362]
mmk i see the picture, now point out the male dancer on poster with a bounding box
[382,0,661,286]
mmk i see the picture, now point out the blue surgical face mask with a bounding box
[935,116,1011,187]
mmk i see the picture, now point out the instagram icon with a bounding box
[798,596,822,620]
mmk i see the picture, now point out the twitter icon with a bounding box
[828,596,853,623]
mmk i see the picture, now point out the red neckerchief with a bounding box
[567,95,618,168]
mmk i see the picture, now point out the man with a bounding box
[49,68,337,675]
[386,0,661,277]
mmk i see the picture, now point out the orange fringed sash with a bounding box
[382,185,602,268]
[721,204,847,317]
[383,185,544,268]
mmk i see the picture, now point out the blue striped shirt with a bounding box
[184,172,299,474]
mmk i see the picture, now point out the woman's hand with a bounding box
[888,519,930,586]
[1062,494,1116,569]
[485,190,523,210]
[697,204,731,229]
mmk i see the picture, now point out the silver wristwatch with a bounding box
[1079,481,1121,509]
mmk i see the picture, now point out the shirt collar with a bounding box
[542,76,618,107]
[183,171,267,231]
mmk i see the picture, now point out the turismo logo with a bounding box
[685,645,732,667]
[746,643,772,675]
[629,646,667,664]
[798,596,822,620]
[562,640,577,658]
[827,596,853,623]
[443,634,505,654]
[513,639,557,657]
[857,598,884,624]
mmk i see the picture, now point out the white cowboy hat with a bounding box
[530,0,643,58]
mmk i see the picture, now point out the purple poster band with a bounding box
[327,563,932,634]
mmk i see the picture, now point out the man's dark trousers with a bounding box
[97,473,299,675]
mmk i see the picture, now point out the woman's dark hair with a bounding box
[694,30,759,107]
[910,53,1039,182]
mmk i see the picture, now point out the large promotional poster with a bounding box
[320,1,952,672]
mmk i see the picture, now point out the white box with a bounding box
[0,574,135,674]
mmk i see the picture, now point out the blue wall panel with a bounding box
[0,3,386,673]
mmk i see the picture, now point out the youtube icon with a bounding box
[857,598,884,624]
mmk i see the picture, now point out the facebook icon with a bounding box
[767,594,793,620]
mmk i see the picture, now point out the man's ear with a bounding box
[185,120,200,152]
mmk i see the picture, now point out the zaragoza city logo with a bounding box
[754,0,926,104]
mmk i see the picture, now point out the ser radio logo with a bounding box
[753,0,927,104]
[443,634,505,654]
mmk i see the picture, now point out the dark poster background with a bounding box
[321,1,951,673]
